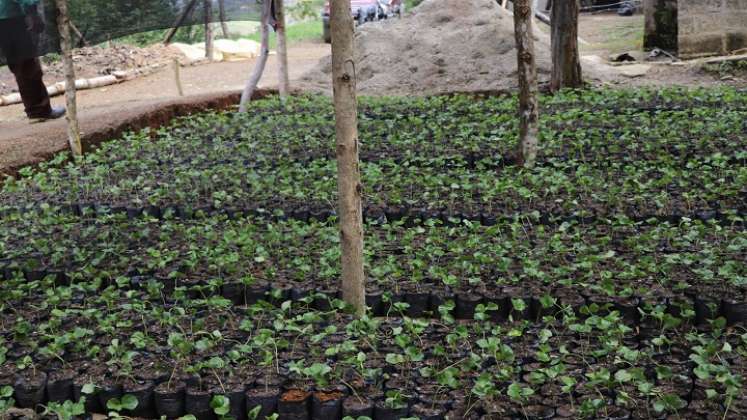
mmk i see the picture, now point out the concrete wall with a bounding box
[645,0,747,57]
[678,0,747,57]
[643,0,679,51]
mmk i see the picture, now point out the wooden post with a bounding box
[204,0,214,60]
[239,0,272,112]
[275,0,290,98]
[164,0,199,45]
[173,58,184,96]
[550,0,583,91]
[330,0,366,316]
[218,0,230,38]
[513,0,539,168]
[55,0,82,157]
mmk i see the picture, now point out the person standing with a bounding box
[0,0,65,121]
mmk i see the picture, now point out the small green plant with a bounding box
[106,394,139,417]
[0,386,14,415]
[43,398,86,420]
[211,395,233,420]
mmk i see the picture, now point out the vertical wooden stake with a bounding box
[204,0,214,60]
[218,0,230,38]
[550,0,583,91]
[330,0,366,316]
[173,58,184,96]
[239,0,271,112]
[55,0,82,157]
[513,0,539,168]
[275,0,290,98]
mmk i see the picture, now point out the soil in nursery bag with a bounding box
[13,370,47,410]
[311,390,344,420]
[278,389,311,420]
[342,395,374,418]
[46,369,74,403]
[155,381,186,418]
[185,387,216,420]
[245,387,280,420]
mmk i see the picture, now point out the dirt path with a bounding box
[0,41,329,176]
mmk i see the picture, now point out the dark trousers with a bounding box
[0,17,52,118]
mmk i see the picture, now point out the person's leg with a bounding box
[1,17,53,118]
[8,57,52,118]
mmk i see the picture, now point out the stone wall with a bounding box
[678,0,747,57]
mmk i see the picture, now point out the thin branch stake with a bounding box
[204,0,214,60]
[173,58,184,96]
[55,0,82,157]
[239,0,271,112]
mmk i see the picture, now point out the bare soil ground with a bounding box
[301,2,743,95]
[300,0,571,95]
[0,41,330,177]
[578,12,645,57]
[576,12,746,88]
[0,44,185,96]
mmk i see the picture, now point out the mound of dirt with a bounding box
[300,0,600,95]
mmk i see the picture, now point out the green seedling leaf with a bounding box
[121,394,139,411]
[210,395,231,416]
[615,369,632,383]
[247,405,262,420]
[511,298,527,312]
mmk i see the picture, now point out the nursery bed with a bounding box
[0,88,746,420]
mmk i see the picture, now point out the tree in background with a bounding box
[550,0,583,91]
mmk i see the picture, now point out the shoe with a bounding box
[29,106,66,122]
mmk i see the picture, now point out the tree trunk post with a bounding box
[218,0,230,38]
[550,0,583,91]
[55,0,82,157]
[330,0,366,316]
[275,0,290,98]
[239,0,272,112]
[204,0,214,60]
[513,0,539,168]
